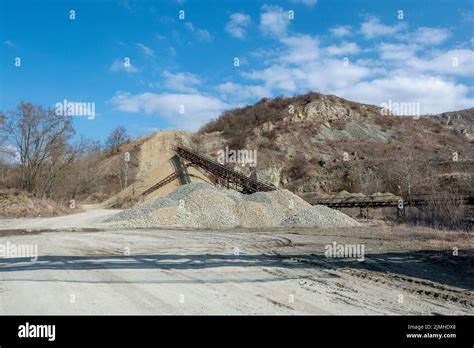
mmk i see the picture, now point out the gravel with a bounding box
[106,183,359,229]
[110,197,177,221]
[282,205,360,227]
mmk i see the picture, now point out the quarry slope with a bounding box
[99,131,210,208]
[194,93,473,194]
[92,93,472,209]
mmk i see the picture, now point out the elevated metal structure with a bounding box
[141,164,192,197]
[175,146,275,194]
[312,192,474,208]
[141,146,275,196]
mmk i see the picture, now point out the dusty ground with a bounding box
[0,210,472,315]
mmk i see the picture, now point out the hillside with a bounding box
[193,93,473,196]
[95,130,210,208]
[83,92,472,208]
[431,108,474,136]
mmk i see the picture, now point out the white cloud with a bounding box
[291,0,317,7]
[216,82,271,103]
[244,58,371,93]
[225,13,251,39]
[136,43,155,57]
[303,60,372,90]
[157,70,202,93]
[110,11,473,131]
[260,5,291,36]
[325,41,360,56]
[110,59,138,73]
[279,34,320,64]
[245,66,297,92]
[410,27,450,45]
[405,49,474,76]
[334,74,474,114]
[250,47,280,59]
[378,43,419,60]
[330,26,352,38]
[361,17,406,39]
[185,22,213,42]
[3,40,14,47]
[376,44,474,76]
[110,92,229,130]
[233,13,472,116]
[243,20,369,95]
[0,145,18,164]
[0,145,17,154]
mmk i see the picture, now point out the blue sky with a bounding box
[1,0,473,141]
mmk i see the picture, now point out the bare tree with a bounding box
[379,146,431,197]
[0,102,75,195]
[60,137,103,200]
[109,150,137,190]
[106,126,130,154]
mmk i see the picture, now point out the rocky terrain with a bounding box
[74,92,472,211]
[102,132,202,206]
[0,93,471,317]
[431,108,474,138]
[194,93,473,195]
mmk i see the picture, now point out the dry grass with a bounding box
[375,224,473,251]
[0,189,81,218]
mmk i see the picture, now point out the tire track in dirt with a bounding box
[339,268,474,308]
[287,255,473,310]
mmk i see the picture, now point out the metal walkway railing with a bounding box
[311,192,474,208]
[140,164,191,197]
[175,146,275,194]
[140,146,275,196]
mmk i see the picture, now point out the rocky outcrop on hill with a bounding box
[96,93,472,207]
[283,95,355,122]
[430,108,474,138]
[195,92,473,195]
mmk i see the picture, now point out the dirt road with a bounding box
[0,211,472,314]
[0,208,120,230]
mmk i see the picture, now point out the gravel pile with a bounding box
[282,205,360,227]
[106,183,359,229]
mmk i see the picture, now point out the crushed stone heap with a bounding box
[106,183,359,229]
